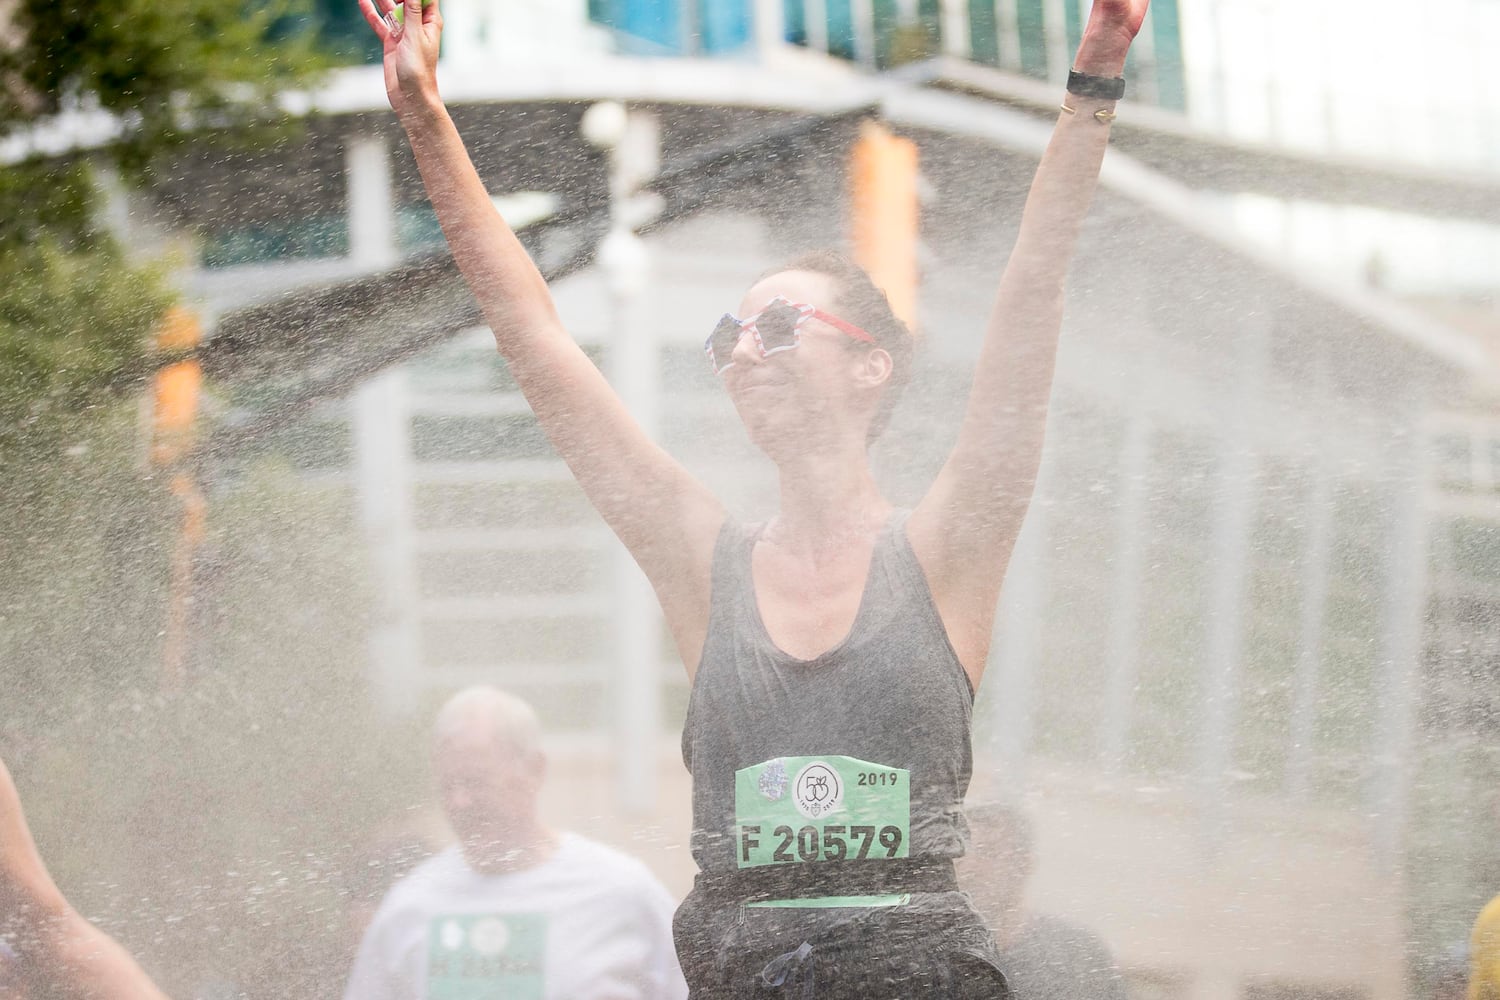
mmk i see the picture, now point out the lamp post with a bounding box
[582,101,663,815]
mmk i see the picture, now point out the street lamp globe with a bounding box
[580,100,628,151]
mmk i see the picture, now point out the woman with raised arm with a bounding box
[359,0,1148,994]
[1,756,171,1000]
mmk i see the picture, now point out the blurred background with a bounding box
[1,0,1497,997]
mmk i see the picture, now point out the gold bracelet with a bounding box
[1060,103,1117,124]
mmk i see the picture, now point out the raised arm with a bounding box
[357,0,726,668]
[908,0,1149,679]
[1,757,171,1000]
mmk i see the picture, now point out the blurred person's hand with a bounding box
[0,757,66,920]
[1,756,171,1000]
[360,0,444,120]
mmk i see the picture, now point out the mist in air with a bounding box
[2,1,1498,998]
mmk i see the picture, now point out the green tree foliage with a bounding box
[0,0,333,441]
[4,450,428,998]
[0,0,331,161]
[0,161,171,445]
[0,16,410,993]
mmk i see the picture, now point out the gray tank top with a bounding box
[682,509,976,876]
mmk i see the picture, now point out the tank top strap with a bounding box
[704,515,764,647]
[707,514,758,595]
[872,508,926,595]
[864,509,969,693]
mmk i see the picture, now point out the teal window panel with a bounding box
[874,0,897,66]
[1064,0,1083,63]
[201,217,349,268]
[699,0,752,52]
[826,0,857,60]
[783,0,807,45]
[310,0,381,64]
[1150,0,1187,111]
[590,0,684,54]
[397,206,445,254]
[967,0,1000,66]
[919,0,943,57]
[1016,0,1049,79]
[625,0,684,53]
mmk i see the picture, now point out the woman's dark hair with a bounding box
[772,248,916,445]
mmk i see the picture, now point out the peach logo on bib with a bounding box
[792,761,843,819]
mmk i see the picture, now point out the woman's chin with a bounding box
[740,419,801,460]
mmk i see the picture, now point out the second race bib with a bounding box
[733,755,910,869]
[426,912,546,1000]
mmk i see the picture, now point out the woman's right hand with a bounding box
[359,0,444,120]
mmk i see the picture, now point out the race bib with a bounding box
[734,755,910,869]
[426,913,546,1000]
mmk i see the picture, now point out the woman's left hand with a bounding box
[1075,0,1151,76]
[359,0,445,121]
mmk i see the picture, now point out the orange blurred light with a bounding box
[154,305,202,353]
[850,120,919,329]
[151,359,201,466]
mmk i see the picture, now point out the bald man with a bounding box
[344,687,687,1000]
[1,755,170,1000]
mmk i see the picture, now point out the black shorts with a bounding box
[673,888,1011,1000]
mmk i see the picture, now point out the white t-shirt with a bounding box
[344,834,687,1000]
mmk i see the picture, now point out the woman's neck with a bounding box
[768,450,891,557]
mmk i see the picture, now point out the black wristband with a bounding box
[1066,70,1125,101]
